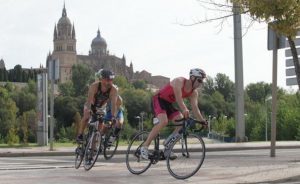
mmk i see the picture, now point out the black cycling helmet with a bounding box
[95,69,115,80]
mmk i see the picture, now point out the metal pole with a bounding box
[270,33,278,157]
[208,115,211,136]
[265,105,268,142]
[50,78,54,151]
[233,3,245,142]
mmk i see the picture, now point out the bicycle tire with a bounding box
[74,144,84,169]
[83,132,102,171]
[166,133,206,179]
[104,132,119,160]
[126,131,152,175]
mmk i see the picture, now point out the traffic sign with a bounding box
[267,26,286,50]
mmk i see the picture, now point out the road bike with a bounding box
[74,113,121,170]
[74,113,103,171]
[125,117,207,179]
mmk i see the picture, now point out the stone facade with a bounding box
[47,4,169,88]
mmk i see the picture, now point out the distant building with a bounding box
[0,58,5,69]
[46,4,169,88]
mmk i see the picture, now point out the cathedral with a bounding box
[46,4,169,88]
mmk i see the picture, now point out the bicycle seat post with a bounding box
[154,133,160,151]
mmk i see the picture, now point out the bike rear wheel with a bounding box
[126,131,152,174]
[83,132,102,171]
[104,133,119,160]
[166,133,205,179]
[75,144,84,169]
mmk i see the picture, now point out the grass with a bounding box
[0,139,130,148]
[0,143,39,148]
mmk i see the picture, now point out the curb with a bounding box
[1,145,300,157]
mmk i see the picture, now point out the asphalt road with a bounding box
[0,149,300,184]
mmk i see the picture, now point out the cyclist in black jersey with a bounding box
[76,69,118,142]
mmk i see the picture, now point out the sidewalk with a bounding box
[1,141,300,157]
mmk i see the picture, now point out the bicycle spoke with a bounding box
[126,131,152,174]
[83,132,102,171]
[167,134,205,179]
[75,144,84,169]
[104,133,119,160]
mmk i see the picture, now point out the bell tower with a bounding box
[51,3,77,83]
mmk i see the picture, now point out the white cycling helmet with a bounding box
[189,68,206,79]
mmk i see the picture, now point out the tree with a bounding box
[13,64,22,82]
[132,80,147,90]
[11,90,37,116]
[277,93,300,140]
[26,80,37,94]
[22,110,37,143]
[54,96,81,128]
[114,75,132,89]
[0,68,3,81]
[121,88,152,128]
[58,81,75,96]
[215,73,235,102]
[230,0,300,90]
[202,76,215,95]
[245,82,272,103]
[0,87,18,141]
[71,64,92,96]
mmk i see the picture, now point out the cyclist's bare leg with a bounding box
[170,113,184,133]
[77,108,90,135]
[117,118,123,127]
[143,113,168,147]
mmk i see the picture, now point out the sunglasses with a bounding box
[196,78,203,83]
[103,78,113,82]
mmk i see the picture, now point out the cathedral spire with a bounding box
[62,2,67,17]
[54,23,57,40]
[72,23,76,39]
[97,28,101,38]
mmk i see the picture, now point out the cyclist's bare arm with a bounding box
[109,85,118,118]
[85,82,98,110]
[189,90,205,121]
[171,77,189,117]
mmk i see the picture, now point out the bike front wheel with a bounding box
[83,132,102,171]
[104,133,119,160]
[126,131,152,175]
[166,133,206,179]
[74,144,84,169]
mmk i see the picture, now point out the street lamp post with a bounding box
[208,115,211,136]
[140,112,145,133]
[134,116,141,132]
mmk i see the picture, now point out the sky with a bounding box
[0,0,297,90]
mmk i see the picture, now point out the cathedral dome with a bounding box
[58,16,71,25]
[92,29,107,46]
[57,5,71,26]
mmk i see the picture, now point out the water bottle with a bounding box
[153,117,159,125]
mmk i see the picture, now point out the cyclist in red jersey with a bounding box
[140,68,207,159]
